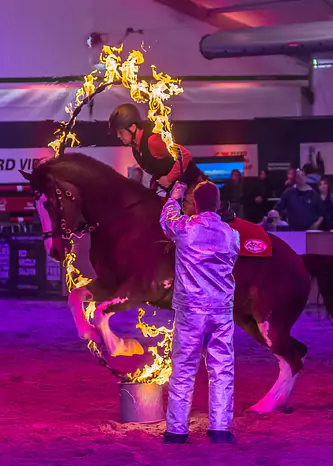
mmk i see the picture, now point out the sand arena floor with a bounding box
[1,299,333,466]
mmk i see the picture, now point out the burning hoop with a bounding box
[51,44,179,390]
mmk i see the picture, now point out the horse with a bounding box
[20,152,333,414]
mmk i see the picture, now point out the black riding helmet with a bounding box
[109,103,142,133]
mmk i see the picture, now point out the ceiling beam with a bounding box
[154,0,247,29]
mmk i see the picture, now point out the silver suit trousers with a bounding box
[166,309,234,435]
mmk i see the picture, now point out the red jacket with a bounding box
[134,130,191,184]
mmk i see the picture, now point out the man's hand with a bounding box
[158,176,172,189]
[170,182,187,200]
[309,217,323,230]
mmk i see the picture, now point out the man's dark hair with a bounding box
[231,169,242,180]
[302,163,314,175]
[194,181,220,213]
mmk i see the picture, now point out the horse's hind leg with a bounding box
[250,320,307,414]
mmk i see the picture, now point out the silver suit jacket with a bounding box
[160,199,240,312]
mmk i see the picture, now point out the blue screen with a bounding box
[196,161,244,181]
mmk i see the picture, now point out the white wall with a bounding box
[0,81,303,121]
[1,0,307,78]
[0,0,307,121]
[313,65,333,116]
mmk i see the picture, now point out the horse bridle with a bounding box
[34,185,99,242]
[34,180,162,243]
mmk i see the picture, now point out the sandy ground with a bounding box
[1,299,333,466]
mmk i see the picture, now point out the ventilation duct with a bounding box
[200,21,333,59]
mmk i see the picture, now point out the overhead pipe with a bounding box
[200,20,333,59]
[209,0,302,14]
[0,75,308,84]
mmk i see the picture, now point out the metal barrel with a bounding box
[119,382,165,424]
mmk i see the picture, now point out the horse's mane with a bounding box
[32,152,150,198]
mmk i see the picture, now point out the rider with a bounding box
[109,103,205,215]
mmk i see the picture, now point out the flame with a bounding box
[62,246,97,352]
[100,44,122,85]
[127,308,173,385]
[49,43,183,160]
[48,125,80,158]
[63,244,92,293]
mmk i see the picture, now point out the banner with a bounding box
[0,146,133,185]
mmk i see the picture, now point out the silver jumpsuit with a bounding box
[160,199,240,434]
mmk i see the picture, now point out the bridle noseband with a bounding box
[34,185,99,242]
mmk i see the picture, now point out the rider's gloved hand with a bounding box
[170,182,187,200]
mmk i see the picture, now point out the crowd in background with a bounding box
[220,151,333,231]
[128,151,333,232]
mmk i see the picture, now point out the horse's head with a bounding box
[20,165,84,262]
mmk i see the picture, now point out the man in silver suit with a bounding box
[160,180,240,444]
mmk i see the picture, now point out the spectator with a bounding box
[319,177,333,231]
[278,168,296,197]
[302,149,325,193]
[276,169,325,231]
[244,170,270,223]
[259,209,288,232]
[302,164,321,193]
[220,169,244,218]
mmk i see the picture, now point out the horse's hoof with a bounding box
[250,402,293,415]
[279,405,294,414]
[249,403,274,415]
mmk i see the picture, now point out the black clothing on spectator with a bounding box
[220,180,244,218]
[243,178,270,223]
[321,194,333,231]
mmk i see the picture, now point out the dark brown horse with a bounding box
[20,153,333,414]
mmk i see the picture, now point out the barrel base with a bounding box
[119,382,165,424]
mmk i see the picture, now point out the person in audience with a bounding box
[282,168,296,193]
[319,177,333,231]
[276,169,325,231]
[244,170,270,223]
[220,169,244,219]
[302,149,325,193]
[259,209,288,232]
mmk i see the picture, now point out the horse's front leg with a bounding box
[68,286,101,343]
[68,285,144,357]
[91,294,144,357]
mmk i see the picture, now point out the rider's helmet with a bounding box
[108,103,142,134]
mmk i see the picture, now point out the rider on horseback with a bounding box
[109,103,205,215]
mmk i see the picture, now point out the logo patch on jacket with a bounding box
[244,238,267,254]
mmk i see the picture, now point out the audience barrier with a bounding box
[0,230,331,303]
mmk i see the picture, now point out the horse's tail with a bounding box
[301,254,333,320]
